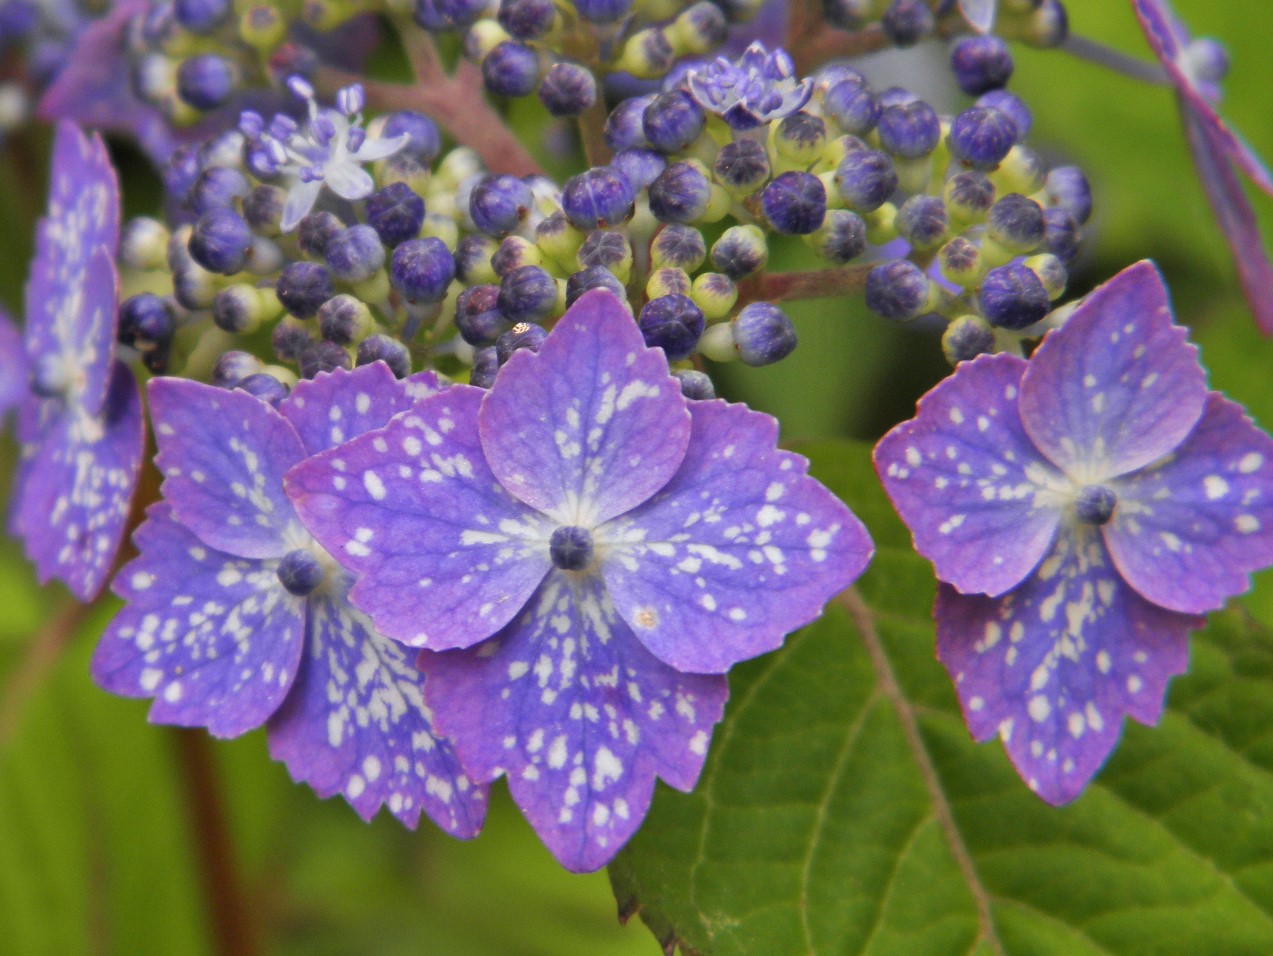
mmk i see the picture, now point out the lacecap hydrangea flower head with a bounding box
[91,362,488,837]
[875,260,1273,803]
[286,289,874,871]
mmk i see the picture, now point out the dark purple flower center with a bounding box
[1075,485,1117,526]
[277,548,325,596]
[549,525,595,571]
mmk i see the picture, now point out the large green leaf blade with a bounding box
[609,440,1273,955]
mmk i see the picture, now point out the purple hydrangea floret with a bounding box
[286,289,873,871]
[91,363,488,837]
[1133,0,1273,335]
[875,260,1273,803]
[243,79,408,232]
[686,42,813,131]
[10,122,143,601]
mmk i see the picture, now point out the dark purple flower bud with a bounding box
[298,211,344,258]
[565,267,626,306]
[174,0,231,33]
[382,111,442,164]
[651,224,707,272]
[498,264,558,323]
[948,106,1019,170]
[980,262,1050,329]
[391,237,456,302]
[365,182,426,248]
[710,225,768,280]
[189,208,253,274]
[944,171,996,222]
[498,0,555,38]
[976,90,1032,139]
[562,166,635,230]
[163,145,201,201]
[877,100,941,159]
[190,166,249,215]
[275,548,325,595]
[212,285,260,333]
[277,262,335,318]
[470,346,500,387]
[673,369,715,400]
[496,322,548,363]
[119,293,176,347]
[612,148,666,191]
[356,334,412,377]
[491,236,539,277]
[866,259,931,320]
[734,302,797,365]
[318,294,373,344]
[638,294,705,361]
[299,341,352,379]
[212,350,261,387]
[950,35,1014,96]
[576,230,630,274]
[987,193,1046,252]
[643,90,706,154]
[455,285,509,345]
[762,172,827,235]
[605,96,653,152]
[235,373,290,406]
[176,54,236,111]
[454,234,499,283]
[1044,166,1092,225]
[811,209,867,264]
[273,320,313,360]
[881,0,933,47]
[713,138,770,194]
[470,173,534,237]
[822,0,872,33]
[941,316,995,364]
[438,0,489,26]
[648,162,711,223]
[538,62,597,117]
[1043,207,1081,264]
[896,195,948,249]
[483,42,539,98]
[243,185,286,235]
[325,225,385,283]
[834,149,898,212]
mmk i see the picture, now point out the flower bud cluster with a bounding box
[822,0,1070,52]
[455,0,762,114]
[120,0,376,124]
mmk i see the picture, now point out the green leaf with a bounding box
[609,439,1273,956]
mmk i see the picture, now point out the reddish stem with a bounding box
[738,264,875,307]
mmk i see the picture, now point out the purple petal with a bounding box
[27,186,120,417]
[266,594,488,836]
[602,400,872,673]
[936,529,1198,805]
[1104,394,1273,614]
[1019,260,1207,481]
[0,310,23,418]
[420,571,728,872]
[1132,0,1188,64]
[13,361,143,600]
[279,362,441,456]
[478,289,691,527]
[286,386,553,649]
[36,3,179,163]
[1181,107,1273,336]
[959,0,997,33]
[876,353,1064,596]
[150,379,306,560]
[92,504,306,737]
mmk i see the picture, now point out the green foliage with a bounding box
[609,440,1273,955]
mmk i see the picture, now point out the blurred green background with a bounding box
[2,0,1272,952]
